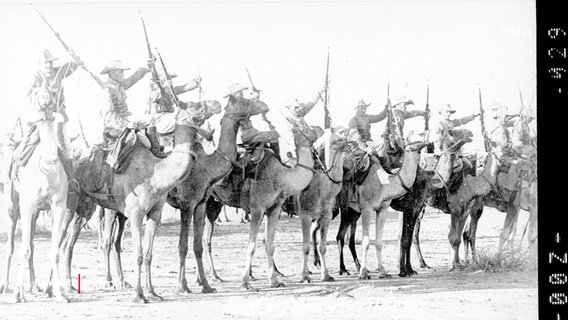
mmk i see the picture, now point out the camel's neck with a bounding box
[383,149,420,198]
[467,154,497,196]
[203,115,239,179]
[282,145,315,195]
[327,148,345,181]
[38,119,59,164]
[151,124,197,193]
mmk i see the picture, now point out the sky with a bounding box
[0,0,536,155]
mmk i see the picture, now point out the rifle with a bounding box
[244,64,261,95]
[139,12,169,113]
[31,4,103,88]
[154,47,181,109]
[243,65,275,131]
[385,81,397,149]
[323,49,332,129]
[478,84,491,152]
[425,82,434,153]
[76,112,91,149]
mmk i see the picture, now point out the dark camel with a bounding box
[166,97,268,294]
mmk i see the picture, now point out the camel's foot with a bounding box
[54,290,70,303]
[338,268,350,276]
[132,292,149,304]
[43,285,53,298]
[15,290,26,303]
[420,262,432,269]
[378,271,392,279]
[274,269,285,277]
[103,280,114,289]
[358,268,371,280]
[449,263,464,272]
[269,281,285,288]
[321,274,335,282]
[239,282,258,291]
[211,274,226,283]
[177,284,192,294]
[301,275,312,283]
[201,285,217,294]
[65,285,77,294]
[119,280,132,289]
[147,289,164,301]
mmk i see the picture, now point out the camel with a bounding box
[462,156,537,267]
[66,107,200,303]
[421,151,499,270]
[0,87,70,302]
[291,126,359,283]
[334,139,466,277]
[166,97,268,294]
[341,133,429,280]
[209,122,324,290]
[56,101,222,293]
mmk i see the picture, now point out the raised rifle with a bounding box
[31,4,104,88]
[385,81,397,149]
[323,48,332,129]
[478,84,491,152]
[154,47,181,109]
[139,12,170,113]
[425,82,434,153]
[243,65,275,131]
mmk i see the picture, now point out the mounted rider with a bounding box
[100,59,166,157]
[348,99,388,153]
[224,83,281,161]
[1,49,83,192]
[429,103,479,172]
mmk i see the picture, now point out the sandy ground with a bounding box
[0,205,537,320]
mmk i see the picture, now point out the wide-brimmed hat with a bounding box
[489,102,509,115]
[223,83,248,98]
[392,95,413,108]
[438,103,456,114]
[41,49,59,62]
[100,60,131,75]
[284,98,300,108]
[354,99,371,109]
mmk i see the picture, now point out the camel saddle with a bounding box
[76,144,114,200]
[496,158,535,191]
[106,128,151,174]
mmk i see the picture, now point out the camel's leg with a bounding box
[463,202,483,264]
[300,215,313,283]
[498,206,520,254]
[201,196,224,284]
[240,211,263,290]
[63,212,83,292]
[143,207,163,301]
[358,208,373,280]
[375,206,391,278]
[15,201,36,303]
[29,212,41,294]
[348,208,362,272]
[177,207,192,293]
[448,210,468,271]
[46,196,70,302]
[413,207,430,269]
[97,206,105,251]
[527,206,537,268]
[399,205,422,277]
[317,213,334,282]
[113,213,129,289]
[0,201,19,294]
[312,222,321,269]
[265,207,284,288]
[192,201,216,294]
[102,209,117,288]
[129,209,148,304]
[336,210,351,275]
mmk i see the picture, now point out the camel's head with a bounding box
[30,85,55,112]
[328,126,359,153]
[174,106,204,126]
[225,96,269,120]
[448,128,474,145]
[293,125,324,147]
[404,131,428,152]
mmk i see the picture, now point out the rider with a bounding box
[99,59,166,157]
[224,83,281,161]
[511,106,536,159]
[429,103,479,172]
[348,99,388,153]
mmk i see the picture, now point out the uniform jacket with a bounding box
[348,109,388,142]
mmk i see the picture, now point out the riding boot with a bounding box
[58,149,80,193]
[146,126,168,158]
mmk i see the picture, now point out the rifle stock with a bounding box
[139,13,169,111]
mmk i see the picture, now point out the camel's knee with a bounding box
[143,254,152,266]
[193,243,204,258]
[318,243,326,256]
